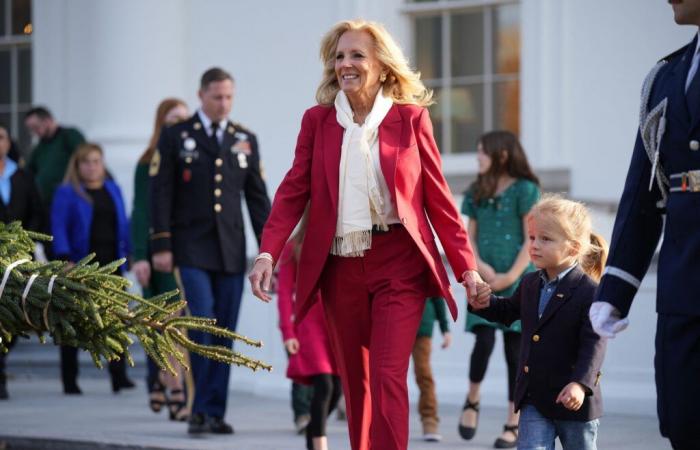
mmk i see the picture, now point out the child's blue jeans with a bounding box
[518,404,599,450]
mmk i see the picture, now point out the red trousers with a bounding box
[321,226,430,450]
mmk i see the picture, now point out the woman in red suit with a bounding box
[249,19,490,450]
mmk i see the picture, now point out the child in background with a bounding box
[277,219,341,450]
[469,194,607,450]
[460,131,540,448]
[412,297,451,442]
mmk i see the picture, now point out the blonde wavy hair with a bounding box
[316,19,434,107]
[528,194,609,282]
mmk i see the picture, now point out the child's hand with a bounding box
[469,282,492,310]
[441,332,452,349]
[284,338,300,355]
[556,382,585,411]
[489,273,514,292]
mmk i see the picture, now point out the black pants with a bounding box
[306,374,342,450]
[468,326,520,401]
[60,345,129,389]
[656,314,700,447]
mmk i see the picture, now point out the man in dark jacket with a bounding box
[150,67,271,434]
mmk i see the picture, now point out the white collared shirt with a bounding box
[197,110,227,145]
[685,32,700,92]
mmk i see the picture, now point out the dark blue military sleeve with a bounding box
[148,125,177,254]
[595,130,664,317]
[243,133,271,245]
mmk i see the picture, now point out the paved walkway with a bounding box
[0,373,670,450]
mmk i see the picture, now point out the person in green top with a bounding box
[25,107,85,207]
[459,131,540,449]
[411,296,451,443]
[131,98,190,422]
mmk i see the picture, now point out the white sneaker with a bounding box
[423,432,442,442]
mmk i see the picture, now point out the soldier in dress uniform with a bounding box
[589,2,700,449]
[149,67,271,435]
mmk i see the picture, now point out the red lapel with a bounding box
[322,104,403,209]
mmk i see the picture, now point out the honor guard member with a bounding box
[589,2,700,449]
[149,67,271,435]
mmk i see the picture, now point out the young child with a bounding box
[277,220,341,450]
[460,131,540,448]
[469,194,607,450]
[411,297,451,442]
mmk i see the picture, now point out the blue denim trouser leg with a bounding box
[179,266,244,418]
[518,404,599,450]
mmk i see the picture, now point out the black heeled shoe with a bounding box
[63,382,82,395]
[458,398,480,440]
[167,388,189,421]
[494,423,518,448]
[148,380,166,413]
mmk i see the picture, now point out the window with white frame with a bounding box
[406,0,520,154]
[0,0,32,155]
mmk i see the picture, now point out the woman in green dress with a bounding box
[458,131,540,448]
[131,98,190,421]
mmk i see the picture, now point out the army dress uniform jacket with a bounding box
[595,36,700,317]
[149,113,271,274]
[471,267,606,421]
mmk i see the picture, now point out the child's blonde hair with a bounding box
[528,194,609,282]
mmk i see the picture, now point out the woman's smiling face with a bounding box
[334,30,384,100]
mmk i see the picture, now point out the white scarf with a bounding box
[331,89,394,257]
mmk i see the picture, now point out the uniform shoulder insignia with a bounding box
[149,149,161,177]
[658,43,691,63]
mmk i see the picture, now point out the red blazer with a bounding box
[260,103,477,323]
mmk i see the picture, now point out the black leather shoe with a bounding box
[111,376,136,393]
[208,416,234,434]
[494,424,518,448]
[458,398,480,440]
[63,383,82,395]
[0,381,8,400]
[188,413,209,434]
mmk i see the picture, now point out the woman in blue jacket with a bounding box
[52,142,133,395]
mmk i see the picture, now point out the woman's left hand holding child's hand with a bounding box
[556,382,585,411]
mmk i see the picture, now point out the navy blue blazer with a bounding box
[472,266,606,421]
[51,179,130,272]
[596,35,700,317]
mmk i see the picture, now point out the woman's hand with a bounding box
[132,260,151,287]
[556,382,585,411]
[284,338,300,355]
[463,270,492,306]
[489,273,514,292]
[249,258,274,302]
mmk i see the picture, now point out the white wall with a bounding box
[521,0,694,202]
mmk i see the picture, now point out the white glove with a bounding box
[589,301,629,338]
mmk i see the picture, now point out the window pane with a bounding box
[451,11,484,78]
[11,0,31,35]
[494,79,519,134]
[18,46,30,103]
[0,112,9,131]
[451,84,484,154]
[427,87,443,152]
[16,107,30,155]
[0,50,10,104]
[493,3,520,74]
[415,16,442,80]
[0,0,6,36]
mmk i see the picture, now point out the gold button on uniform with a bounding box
[523,365,529,373]
[532,334,540,342]
[214,204,222,213]
[215,158,223,167]
[690,140,700,151]
[214,188,222,197]
[214,174,223,183]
